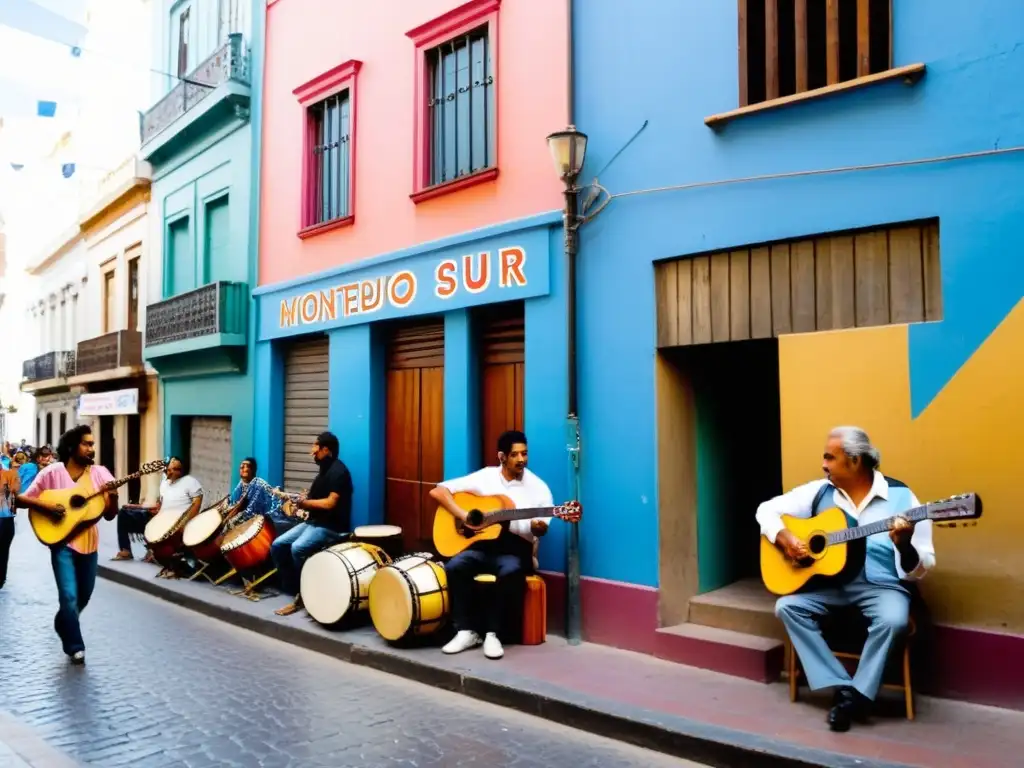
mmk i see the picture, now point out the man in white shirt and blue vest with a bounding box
[756,426,936,732]
[429,430,553,661]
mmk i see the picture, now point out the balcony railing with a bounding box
[22,351,77,382]
[75,330,143,376]
[145,281,248,348]
[141,33,249,146]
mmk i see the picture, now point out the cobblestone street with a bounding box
[0,526,698,767]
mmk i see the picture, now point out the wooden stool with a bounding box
[786,615,916,720]
[472,573,547,645]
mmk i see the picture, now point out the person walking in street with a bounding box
[431,430,554,661]
[16,425,117,664]
[0,463,21,589]
[272,431,352,617]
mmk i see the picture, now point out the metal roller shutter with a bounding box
[284,336,330,492]
[189,417,233,505]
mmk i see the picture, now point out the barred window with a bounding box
[426,27,495,187]
[740,0,892,107]
[306,90,351,227]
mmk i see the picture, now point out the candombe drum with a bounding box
[182,498,229,564]
[351,524,404,561]
[219,515,276,573]
[368,553,449,642]
[144,507,191,567]
[300,542,391,627]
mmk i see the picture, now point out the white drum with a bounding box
[182,507,226,562]
[301,542,391,626]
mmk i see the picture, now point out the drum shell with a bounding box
[301,542,389,627]
[368,554,449,642]
[148,531,183,567]
[221,517,277,572]
[183,509,226,563]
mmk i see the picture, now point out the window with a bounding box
[45,413,52,447]
[176,6,191,78]
[204,196,230,282]
[406,0,499,203]
[739,0,891,107]
[167,216,193,296]
[103,269,116,333]
[127,255,140,331]
[293,59,362,238]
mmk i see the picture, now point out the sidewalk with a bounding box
[96,544,1024,768]
[0,711,79,768]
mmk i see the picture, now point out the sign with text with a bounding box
[256,225,552,341]
[78,388,139,416]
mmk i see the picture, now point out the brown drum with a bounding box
[220,515,276,572]
[351,524,404,561]
[182,506,227,563]
[144,508,191,567]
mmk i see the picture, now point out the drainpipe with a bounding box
[564,0,582,647]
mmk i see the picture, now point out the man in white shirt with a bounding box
[153,456,204,578]
[756,426,935,733]
[429,430,553,660]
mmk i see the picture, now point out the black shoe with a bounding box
[828,687,859,732]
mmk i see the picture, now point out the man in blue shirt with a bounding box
[756,426,935,733]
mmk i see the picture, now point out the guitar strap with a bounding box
[810,483,832,516]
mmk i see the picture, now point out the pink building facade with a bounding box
[252,0,576,610]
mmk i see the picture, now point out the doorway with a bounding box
[99,415,116,477]
[476,301,525,466]
[127,414,141,502]
[658,338,783,616]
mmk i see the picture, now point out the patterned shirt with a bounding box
[228,477,282,524]
[24,462,116,554]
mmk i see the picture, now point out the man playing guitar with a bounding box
[429,430,552,661]
[756,426,936,732]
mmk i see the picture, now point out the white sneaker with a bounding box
[442,630,481,655]
[70,651,85,665]
[483,632,504,660]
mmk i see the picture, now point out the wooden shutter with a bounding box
[478,303,525,465]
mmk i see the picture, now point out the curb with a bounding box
[97,563,906,768]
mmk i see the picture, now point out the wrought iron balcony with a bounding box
[22,350,76,383]
[74,330,143,377]
[140,33,250,160]
[145,281,248,349]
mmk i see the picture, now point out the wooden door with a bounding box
[385,321,445,554]
[478,302,525,466]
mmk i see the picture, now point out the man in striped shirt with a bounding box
[17,425,117,665]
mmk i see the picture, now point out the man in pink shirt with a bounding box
[17,425,116,665]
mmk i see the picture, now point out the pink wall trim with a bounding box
[406,0,501,195]
[293,59,363,235]
[538,572,1024,709]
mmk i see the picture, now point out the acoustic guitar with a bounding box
[760,492,982,595]
[433,491,583,558]
[270,487,310,521]
[30,460,169,547]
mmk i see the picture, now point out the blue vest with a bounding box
[812,478,915,591]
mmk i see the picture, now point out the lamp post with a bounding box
[546,125,587,646]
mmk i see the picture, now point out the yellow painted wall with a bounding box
[779,300,1024,633]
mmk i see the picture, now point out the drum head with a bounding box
[368,566,414,641]
[145,509,181,543]
[301,548,354,625]
[353,524,402,538]
[221,516,261,550]
[182,509,222,547]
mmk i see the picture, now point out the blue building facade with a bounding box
[571,0,1024,705]
[140,0,264,502]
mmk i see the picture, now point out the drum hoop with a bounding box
[222,516,263,551]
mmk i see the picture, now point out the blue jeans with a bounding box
[50,546,99,655]
[270,522,343,596]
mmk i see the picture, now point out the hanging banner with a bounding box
[78,388,138,416]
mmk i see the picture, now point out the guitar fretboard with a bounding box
[826,505,929,545]
[474,506,556,525]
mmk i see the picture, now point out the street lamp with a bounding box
[547,124,588,647]
[546,126,588,185]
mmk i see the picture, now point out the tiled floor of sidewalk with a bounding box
[0,710,79,768]
[95,537,1024,768]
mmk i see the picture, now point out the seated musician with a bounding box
[756,426,935,732]
[272,431,353,617]
[156,457,204,577]
[429,430,552,661]
[224,457,299,535]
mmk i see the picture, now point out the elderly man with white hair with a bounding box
[756,426,936,733]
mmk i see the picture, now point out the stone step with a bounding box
[688,578,786,642]
[654,622,784,683]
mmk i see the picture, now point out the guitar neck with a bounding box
[478,506,556,525]
[827,505,929,544]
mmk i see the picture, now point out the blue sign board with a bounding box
[256,225,552,341]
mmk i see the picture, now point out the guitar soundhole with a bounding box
[465,509,484,528]
[69,494,86,509]
[808,534,827,556]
